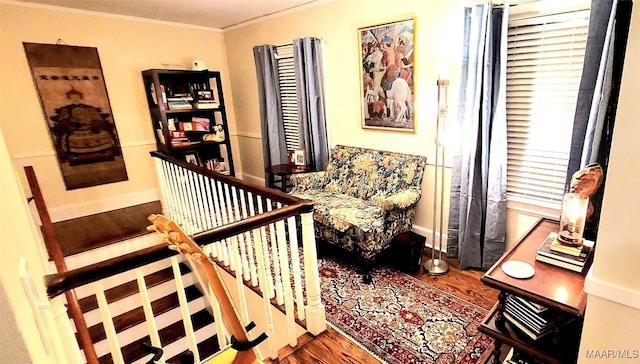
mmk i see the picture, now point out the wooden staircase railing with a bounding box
[29,151,326,363]
[150,152,326,359]
[24,166,99,364]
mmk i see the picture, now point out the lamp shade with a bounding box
[558,193,589,247]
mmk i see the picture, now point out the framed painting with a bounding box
[23,43,128,190]
[359,17,415,132]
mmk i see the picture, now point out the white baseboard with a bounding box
[585,268,640,310]
[413,224,447,253]
[241,172,265,187]
[48,188,160,222]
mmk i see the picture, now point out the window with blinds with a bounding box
[506,6,590,210]
[275,44,300,150]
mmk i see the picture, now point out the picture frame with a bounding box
[293,149,306,166]
[184,153,200,166]
[359,17,416,132]
[23,43,129,189]
[196,89,214,101]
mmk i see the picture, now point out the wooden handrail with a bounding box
[45,243,176,298]
[150,151,306,206]
[192,201,314,245]
[24,166,100,364]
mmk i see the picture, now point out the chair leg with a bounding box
[359,257,376,284]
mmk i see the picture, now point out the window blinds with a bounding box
[275,44,300,150]
[506,8,590,209]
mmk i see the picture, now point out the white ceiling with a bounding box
[16,0,321,29]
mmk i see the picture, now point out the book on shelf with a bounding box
[155,129,165,145]
[536,232,594,273]
[205,158,230,175]
[536,254,593,274]
[168,98,192,110]
[194,101,219,109]
[504,295,555,334]
[504,312,554,341]
[511,294,548,314]
[167,118,177,130]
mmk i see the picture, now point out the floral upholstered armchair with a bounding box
[290,145,426,279]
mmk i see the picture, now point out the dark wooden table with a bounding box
[265,164,312,192]
[480,218,588,364]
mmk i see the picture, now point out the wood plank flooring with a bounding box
[53,201,162,256]
[266,248,500,364]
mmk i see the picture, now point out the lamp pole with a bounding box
[424,77,450,275]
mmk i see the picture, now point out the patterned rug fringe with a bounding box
[326,321,390,364]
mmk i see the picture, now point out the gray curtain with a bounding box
[253,45,287,171]
[447,4,508,270]
[293,37,329,171]
[565,0,633,239]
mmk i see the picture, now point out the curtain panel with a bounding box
[565,0,633,239]
[253,45,287,171]
[447,4,508,270]
[293,37,329,171]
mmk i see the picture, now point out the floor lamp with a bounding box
[424,74,450,275]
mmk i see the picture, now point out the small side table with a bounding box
[265,164,313,192]
[387,231,427,273]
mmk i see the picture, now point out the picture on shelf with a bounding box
[196,89,215,101]
[185,153,200,166]
[192,117,210,131]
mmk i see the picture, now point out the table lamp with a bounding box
[557,192,589,247]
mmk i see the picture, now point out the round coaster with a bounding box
[501,260,535,279]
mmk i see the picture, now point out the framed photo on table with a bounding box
[293,149,306,166]
[359,17,416,133]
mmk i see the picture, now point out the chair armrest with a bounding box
[290,171,327,191]
[377,188,422,211]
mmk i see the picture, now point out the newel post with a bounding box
[300,212,326,335]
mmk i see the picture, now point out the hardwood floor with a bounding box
[266,248,500,364]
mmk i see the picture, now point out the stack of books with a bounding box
[536,232,594,274]
[167,97,193,110]
[169,131,191,148]
[194,100,219,109]
[503,294,555,341]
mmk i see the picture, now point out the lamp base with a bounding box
[557,230,584,248]
[424,258,449,275]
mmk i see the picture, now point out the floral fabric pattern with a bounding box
[290,145,426,261]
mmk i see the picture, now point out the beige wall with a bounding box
[0,1,240,221]
[225,0,467,239]
[224,0,544,246]
[578,4,640,361]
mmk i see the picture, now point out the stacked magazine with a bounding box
[504,294,555,341]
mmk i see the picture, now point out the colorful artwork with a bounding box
[359,18,415,132]
[24,43,128,190]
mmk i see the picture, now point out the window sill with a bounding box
[506,199,560,220]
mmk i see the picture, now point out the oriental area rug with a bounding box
[317,257,494,364]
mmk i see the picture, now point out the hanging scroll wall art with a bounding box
[23,43,128,190]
